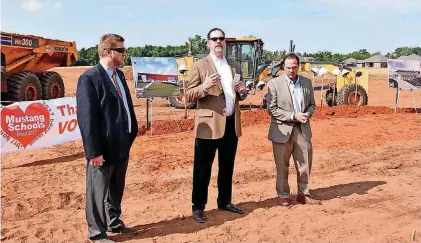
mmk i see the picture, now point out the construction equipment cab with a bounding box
[1,31,78,102]
[225,37,266,89]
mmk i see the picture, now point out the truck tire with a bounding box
[1,66,5,86]
[40,71,65,100]
[336,84,368,106]
[7,71,42,101]
[325,88,337,107]
[1,66,5,83]
[1,66,6,101]
[169,95,196,109]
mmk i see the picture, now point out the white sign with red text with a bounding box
[1,97,81,154]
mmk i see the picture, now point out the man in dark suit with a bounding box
[185,28,248,223]
[76,34,138,243]
[266,53,321,207]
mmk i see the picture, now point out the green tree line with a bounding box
[74,35,421,66]
[75,35,207,66]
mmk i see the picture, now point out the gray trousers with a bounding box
[86,160,128,240]
[272,124,313,199]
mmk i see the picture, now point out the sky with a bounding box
[1,0,420,54]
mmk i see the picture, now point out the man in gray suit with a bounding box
[266,53,321,207]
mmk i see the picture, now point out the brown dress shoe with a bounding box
[296,195,322,205]
[277,198,292,207]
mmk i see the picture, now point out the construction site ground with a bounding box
[1,67,420,243]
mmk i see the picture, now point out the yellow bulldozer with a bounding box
[1,31,78,102]
[170,37,268,109]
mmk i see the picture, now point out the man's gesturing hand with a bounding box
[203,70,221,90]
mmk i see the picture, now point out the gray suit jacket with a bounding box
[266,74,316,143]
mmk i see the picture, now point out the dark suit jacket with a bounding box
[76,63,138,164]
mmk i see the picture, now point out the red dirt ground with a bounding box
[1,67,420,243]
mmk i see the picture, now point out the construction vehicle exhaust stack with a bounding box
[1,31,78,102]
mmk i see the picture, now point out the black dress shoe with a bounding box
[92,238,115,243]
[218,203,244,214]
[91,234,115,243]
[108,226,137,234]
[193,209,206,223]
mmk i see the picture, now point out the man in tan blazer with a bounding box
[266,53,321,207]
[185,28,248,223]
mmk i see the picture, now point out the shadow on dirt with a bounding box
[111,180,386,242]
[13,152,85,168]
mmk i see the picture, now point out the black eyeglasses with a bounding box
[105,47,126,53]
[209,37,225,42]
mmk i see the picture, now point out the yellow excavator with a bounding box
[1,31,78,102]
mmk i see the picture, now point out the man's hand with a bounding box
[90,155,104,167]
[203,70,221,90]
[294,112,310,124]
[234,81,246,95]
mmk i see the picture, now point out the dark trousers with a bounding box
[192,115,238,211]
[86,160,128,240]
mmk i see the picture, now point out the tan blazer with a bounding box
[185,55,245,139]
[266,74,316,143]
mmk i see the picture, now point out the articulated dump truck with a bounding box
[1,31,78,102]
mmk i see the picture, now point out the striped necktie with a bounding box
[112,70,123,98]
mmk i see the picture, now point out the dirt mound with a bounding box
[239,105,415,126]
[138,119,195,136]
[313,105,415,119]
[136,106,418,136]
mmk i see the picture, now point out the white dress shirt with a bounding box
[286,75,303,120]
[100,60,132,132]
[210,53,236,116]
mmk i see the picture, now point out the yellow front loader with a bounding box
[269,61,369,107]
[304,63,369,106]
